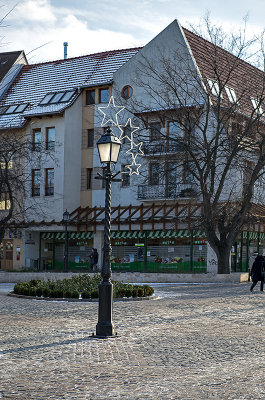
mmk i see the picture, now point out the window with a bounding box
[50,92,64,103]
[167,162,177,197]
[39,90,75,105]
[251,98,263,115]
[40,93,54,105]
[2,104,28,114]
[87,129,94,148]
[32,129,41,151]
[86,89,95,105]
[150,163,160,185]
[46,127,55,150]
[45,168,54,196]
[121,85,133,100]
[0,152,13,169]
[99,88,109,103]
[184,161,196,184]
[207,78,223,98]
[243,161,254,192]
[121,165,130,187]
[60,90,75,102]
[225,86,237,103]
[32,169,40,196]
[0,192,10,210]
[186,118,196,137]
[150,122,161,141]
[87,168,92,189]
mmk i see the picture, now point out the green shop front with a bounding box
[231,231,265,272]
[40,232,93,271]
[110,229,207,273]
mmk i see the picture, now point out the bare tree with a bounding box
[117,18,265,274]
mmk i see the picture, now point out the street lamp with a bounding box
[63,209,70,273]
[96,128,121,337]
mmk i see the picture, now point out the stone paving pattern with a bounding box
[1,283,265,399]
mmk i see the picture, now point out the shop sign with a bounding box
[135,243,144,247]
[162,240,175,245]
[76,241,89,246]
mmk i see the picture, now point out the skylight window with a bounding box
[60,90,75,102]
[40,93,54,105]
[39,90,76,106]
[6,105,17,114]
[225,86,237,103]
[251,98,263,115]
[0,104,28,115]
[50,92,64,103]
[207,78,223,98]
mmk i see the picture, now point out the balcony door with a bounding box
[166,162,178,198]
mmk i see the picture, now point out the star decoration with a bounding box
[97,96,143,176]
[98,95,125,127]
[126,141,144,158]
[119,118,139,142]
[126,156,141,175]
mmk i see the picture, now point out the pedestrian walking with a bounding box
[248,251,258,281]
[90,248,99,272]
[250,254,265,292]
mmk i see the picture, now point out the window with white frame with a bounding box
[250,98,263,115]
[207,78,223,98]
[225,86,237,103]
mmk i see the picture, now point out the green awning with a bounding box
[147,229,205,238]
[242,231,265,240]
[111,231,146,239]
[111,229,205,239]
[41,232,93,240]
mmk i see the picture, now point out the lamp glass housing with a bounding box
[63,209,70,222]
[97,129,121,164]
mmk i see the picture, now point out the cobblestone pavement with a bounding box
[1,282,265,400]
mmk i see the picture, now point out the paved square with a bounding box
[0,282,265,399]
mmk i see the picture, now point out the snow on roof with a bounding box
[0,47,141,129]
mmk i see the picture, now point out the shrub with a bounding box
[12,273,154,300]
[91,288,99,298]
[51,288,64,298]
[29,287,37,297]
[36,287,43,297]
[42,287,51,298]
[81,290,90,299]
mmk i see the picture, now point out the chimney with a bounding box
[63,42,68,59]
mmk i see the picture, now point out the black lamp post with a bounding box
[96,128,121,337]
[63,209,70,273]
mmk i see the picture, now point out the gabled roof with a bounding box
[0,47,141,129]
[183,28,265,117]
[0,51,27,82]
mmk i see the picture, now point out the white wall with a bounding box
[24,96,83,223]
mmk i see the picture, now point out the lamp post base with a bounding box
[96,281,114,337]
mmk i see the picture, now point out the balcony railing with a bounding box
[142,141,183,155]
[138,184,197,200]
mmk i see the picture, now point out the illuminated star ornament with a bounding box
[98,97,143,175]
[98,96,124,128]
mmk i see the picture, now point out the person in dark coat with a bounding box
[90,248,99,272]
[250,255,265,292]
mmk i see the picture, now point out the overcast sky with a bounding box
[2,0,265,63]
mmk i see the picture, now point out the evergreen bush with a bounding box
[12,274,154,300]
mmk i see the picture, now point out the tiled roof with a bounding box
[183,28,265,117]
[0,47,141,129]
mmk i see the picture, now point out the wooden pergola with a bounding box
[8,202,265,234]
